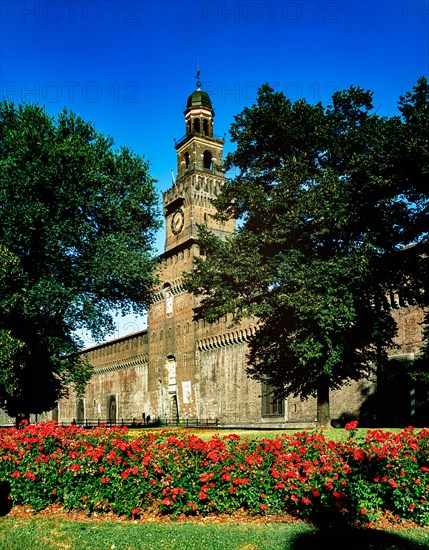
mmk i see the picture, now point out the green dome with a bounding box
[186,89,212,110]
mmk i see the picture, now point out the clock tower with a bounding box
[148,80,235,421]
[163,82,234,252]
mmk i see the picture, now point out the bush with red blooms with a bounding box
[0,421,428,524]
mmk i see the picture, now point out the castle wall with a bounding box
[57,302,426,427]
[59,331,150,423]
[391,305,425,356]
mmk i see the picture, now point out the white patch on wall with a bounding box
[182,381,192,404]
[165,286,173,316]
[133,390,143,409]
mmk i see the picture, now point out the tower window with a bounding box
[184,152,190,170]
[193,118,200,133]
[203,150,213,170]
[203,118,209,136]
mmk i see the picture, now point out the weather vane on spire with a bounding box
[196,58,201,90]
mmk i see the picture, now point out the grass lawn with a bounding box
[128,426,406,442]
[0,516,429,550]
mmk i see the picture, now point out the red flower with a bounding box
[131,508,139,515]
[353,449,365,461]
[199,472,214,483]
[388,478,398,488]
[233,478,249,485]
[101,477,110,484]
[11,471,20,478]
[345,421,358,431]
[198,491,207,500]
[260,503,268,510]
[360,508,367,515]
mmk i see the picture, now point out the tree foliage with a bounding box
[0,102,161,418]
[185,77,429,425]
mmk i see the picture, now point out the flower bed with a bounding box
[0,421,428,525]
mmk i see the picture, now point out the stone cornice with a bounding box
[94,355,149,375]
[151,281,187,304]
[197,326,257,351]
[80,329,148,354]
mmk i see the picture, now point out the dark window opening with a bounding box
[108,395,117,423]
[203,118,209,136]
[184,152,190,169]
[193,118,200,133]
[76,399,84,422]
[203,150,213,170]
[261,384,284,417]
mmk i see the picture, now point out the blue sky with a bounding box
[1,0,428,341]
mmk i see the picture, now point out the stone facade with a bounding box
[56,86,427,428]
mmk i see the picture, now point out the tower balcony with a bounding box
[177,163,224,180]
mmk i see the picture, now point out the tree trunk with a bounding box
[316,376,331,427]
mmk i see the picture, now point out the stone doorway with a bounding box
[76,398,85,423]
[107,395,117,424]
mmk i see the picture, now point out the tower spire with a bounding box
[195,59,201,90]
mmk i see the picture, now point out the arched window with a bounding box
[203,150,213,170]
[203,118,209,136]
[193,118,200,133]
[184,152,190,170]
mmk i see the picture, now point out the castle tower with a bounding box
[164,83,234,252]
[147,81,235,421]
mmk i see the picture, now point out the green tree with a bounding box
[185,78,428,426]
[398,78,429,376]
[0,102,161,420]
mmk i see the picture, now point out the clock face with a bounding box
[171,209,184,235]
